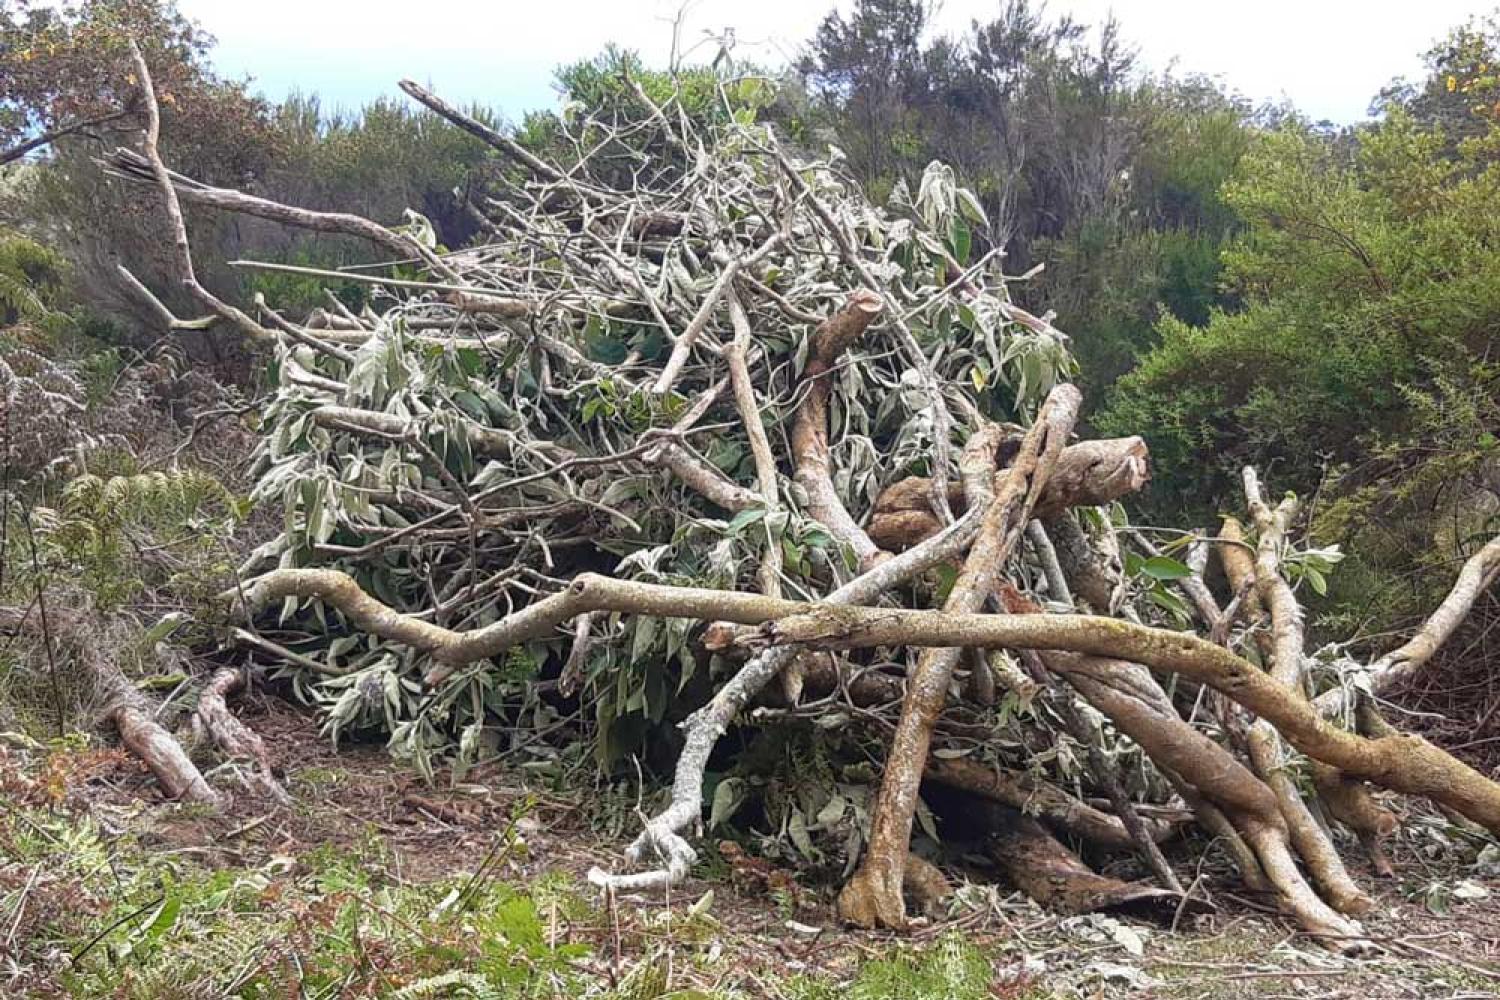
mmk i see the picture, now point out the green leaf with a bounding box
[709,776,746,828]
[788,808,816,858]
[1141,556,1193,581]
[725,507,768,535]
[955,186,986,225]
[933,563,959,603]
[139,893,181,946]
[950,217,972,266]
[1147,586,1190,619]
[630,616,659,663]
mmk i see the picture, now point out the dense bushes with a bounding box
[1098,21,1500,647]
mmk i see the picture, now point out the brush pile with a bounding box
[102,49,1500,948]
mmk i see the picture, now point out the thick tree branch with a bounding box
[790,289,887,571]
[866,436,1149,552]
[838,383,1080,928]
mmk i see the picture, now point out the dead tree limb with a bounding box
[125,40,272,343]
[192,667,290,805]
[924,755,1179,849]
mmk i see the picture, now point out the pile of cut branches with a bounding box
[102,47,1500,949]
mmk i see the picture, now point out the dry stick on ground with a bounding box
[836,383,1081,929]
[1238,469,1372,916]
[0,606,222,807]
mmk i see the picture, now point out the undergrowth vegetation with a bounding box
[0,744,1029,999]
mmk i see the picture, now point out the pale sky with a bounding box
[179,0,1494,124]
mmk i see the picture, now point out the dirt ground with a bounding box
[49,693,1500,999]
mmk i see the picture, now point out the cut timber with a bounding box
[976,802,1210,920]
[867,436,1149,552]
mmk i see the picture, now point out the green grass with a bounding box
[1,744,1044,999]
